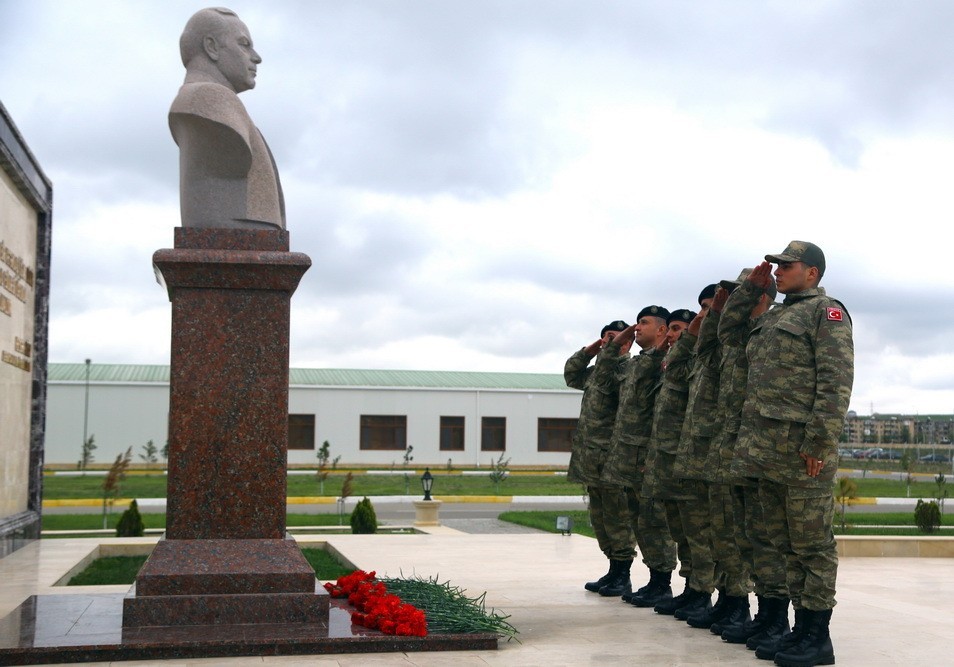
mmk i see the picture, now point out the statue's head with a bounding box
[180,7,261,93]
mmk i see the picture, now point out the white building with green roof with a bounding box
[46,362,584,468]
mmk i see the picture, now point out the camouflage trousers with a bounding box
[739,481,787,598]
[664,498,692,580]
[629,487,677,572]
[676,480,716,594]
[587,485,636,561]
[759,479,837,610]
[708,483,752,598]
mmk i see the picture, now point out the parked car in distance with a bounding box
[853,447,884,459]
[919,453,951,463]
[879,450,903,460]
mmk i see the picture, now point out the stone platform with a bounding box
[0,595,496,665]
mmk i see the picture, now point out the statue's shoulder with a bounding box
[170,82,252,138]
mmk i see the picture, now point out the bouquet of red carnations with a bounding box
[324,570,427,637]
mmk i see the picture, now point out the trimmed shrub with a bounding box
[116,499,145,537]
[350,496,378,534]
[915,499,942,534]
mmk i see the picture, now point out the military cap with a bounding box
[765,240,826,277]
[667,309,696,326]
[637,305,670,322]
[697,284,718,306]
[600,320,629,337]
[720,268,778,299]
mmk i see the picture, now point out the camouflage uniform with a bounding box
[643,330,697,580]
[677,310,751,600]
[601,341,676,572]
[720,279,854,611]
[713,315,786,600]
[564,346,635,561]
[672,314,723,596]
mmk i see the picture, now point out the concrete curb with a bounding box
[42,495,933,509]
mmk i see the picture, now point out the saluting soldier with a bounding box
[565,320,635,595]
[719,242,853,667]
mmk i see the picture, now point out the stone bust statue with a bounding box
[170,7,285,230]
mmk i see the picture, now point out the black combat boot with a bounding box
[674,588,712,620]
[710,595,750,635]
[754,607,805,660]
[654,581,692,615]
[623,567,657,603]
[721,596,788,647]
[629,569,673,607]
[722,595,766,643]
[584,560,615,592]
[740,598,799,651]
[772,609,835,667]
[598,559,632,597]
[686,588,727,628]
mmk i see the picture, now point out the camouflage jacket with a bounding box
[600,342,664,487]
[674,312,723,481]
[564,346,625,485]
[719,281,854,488]
[704,340,748,482]
[650,331,695,456]
[703,310,759,483]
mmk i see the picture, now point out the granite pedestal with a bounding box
[125,228,323,629]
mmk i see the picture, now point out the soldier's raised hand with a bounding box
[747,262,774,289]
[711,286,729,314]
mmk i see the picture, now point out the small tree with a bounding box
[488,453,511,494]
[139,439,158,464]
[935,473,948,513]
[350,496,378,534]
[338,471,354,526]
[834,476,858,531]
[161,440,169,462]
[116,499,145,537]
[403,445,415,494]
[102,447,132,529]
[78,434,97,473]
[316,440,339,495]
[900,450,914,497]
[915,499,942,534]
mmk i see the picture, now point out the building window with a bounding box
[440,416,465,451]
[537,418,577,452]
[360,415,407,450]
[288,414,315,450]
[481,417,506,451]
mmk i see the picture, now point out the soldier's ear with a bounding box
[807,266,820,286]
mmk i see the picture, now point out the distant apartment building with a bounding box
[842,411,954,445]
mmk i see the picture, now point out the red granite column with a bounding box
[123,228,327,629]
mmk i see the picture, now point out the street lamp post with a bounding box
[82,358,91,472]
[413,468,441,527]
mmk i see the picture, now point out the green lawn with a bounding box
[42,471,953,501]
[498,510,595,538]
[68,556,149,585]
[66,548,350,585]
[42,472,584,500]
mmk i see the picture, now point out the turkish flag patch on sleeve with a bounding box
[826,307,843,322]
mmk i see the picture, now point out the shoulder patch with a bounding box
[826,307,843,322]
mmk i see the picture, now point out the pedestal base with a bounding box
[124,537,328,627]
[413,500,443,527]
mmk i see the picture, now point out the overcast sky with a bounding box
[2,1,953,415]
